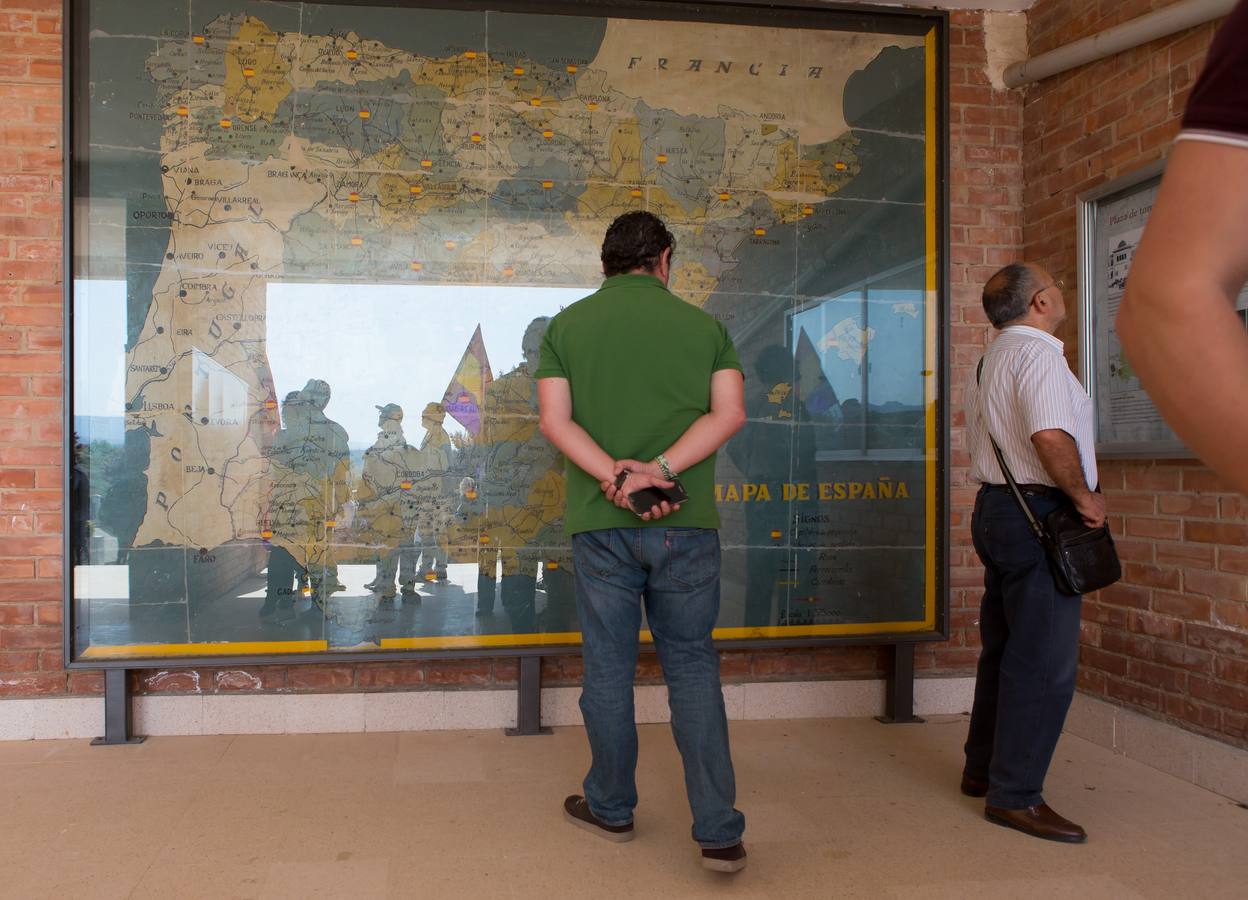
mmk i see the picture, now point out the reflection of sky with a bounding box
[791,289,924,409]
[73,280,593,446]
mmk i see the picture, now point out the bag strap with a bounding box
[976,357,1049,545]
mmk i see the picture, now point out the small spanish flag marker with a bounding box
[220,118,232,128]
[470,132,482,143]
[264,400,278,409]
[835,161,847,171]
[530,98,541,107]
[480,534,490,543]
[400,481,412,489]
[586,102,599,111]
[193,35,205,43]
[359,109,371,119]
[177,106,189,117]
[242,67,255,77]
[345,49,358,60]
[541,180,554,189]
[466,490,478,500]
[656,153,668,164]
[425,572,437,581]
[502,266,515,277]
[630,188,643,198]
[718,191,731,201]
[326,519,337,527]
[261,529,274,539]
[410,184,423,194]
[547,561,559,570]
[420,159,433,168]
[351,236,363,245]
[410,261,423,271]
[542,129,554,139]
[464,51,477,59]
[513,66,525,75]
[771,530,783,540]
[754,227,766,236]
[803,205,815,216]
[566,65,577,73]
[444,240,457,250]
[348,192,360,202]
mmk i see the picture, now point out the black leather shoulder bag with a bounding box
[976,358,1121,596]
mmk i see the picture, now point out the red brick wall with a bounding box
[1,9,1012,701]
[1022,0,1246,748]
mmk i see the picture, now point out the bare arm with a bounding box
[1117,140,1248,494]
[536,377,616,484]
[1031,429,1106,527]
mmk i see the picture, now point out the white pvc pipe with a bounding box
[1003,0,1237,88]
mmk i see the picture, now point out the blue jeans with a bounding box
[965,486,1083,810]
[572,527,745,849]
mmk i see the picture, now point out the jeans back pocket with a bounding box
[666,528,720,590]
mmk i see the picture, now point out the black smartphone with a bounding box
[628,481,689,512]
[613,469,690,514]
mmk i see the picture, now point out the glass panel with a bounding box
[71,0,941,658]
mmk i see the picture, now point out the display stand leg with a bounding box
[876,643,925,724]
[91,668,146,745]
[506,655,552,736]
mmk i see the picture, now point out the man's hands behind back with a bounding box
[600,459,681,521]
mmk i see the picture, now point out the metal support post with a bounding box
[91,668,146,745]
[505,655,552,736]
[876,643,924,724]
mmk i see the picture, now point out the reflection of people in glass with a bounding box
[358,403,418,600]
[410,402,453,584]
[266,380,350,606]
[261,392,308,617]
[473,316,573,633]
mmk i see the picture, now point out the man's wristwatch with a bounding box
[654,453,676,480]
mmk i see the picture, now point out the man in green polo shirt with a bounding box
[536,211,748,873]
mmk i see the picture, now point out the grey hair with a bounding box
[982,263,1042,328]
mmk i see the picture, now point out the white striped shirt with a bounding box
[966,325,1098,490]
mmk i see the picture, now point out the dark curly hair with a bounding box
[600,211,675,277]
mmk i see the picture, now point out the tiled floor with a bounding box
[0,715,1244,899]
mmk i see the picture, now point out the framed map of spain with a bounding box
[67,0,949,663]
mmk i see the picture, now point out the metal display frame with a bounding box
[1076,158,1196,459]
[63,0,950,737]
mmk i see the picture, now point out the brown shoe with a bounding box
[562,795,635,843]
[985,803,1087,843]
[960,774,989,797]
[701,842,747,873]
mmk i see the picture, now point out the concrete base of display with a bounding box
[2,678,1246,804]
[2,677,972,740]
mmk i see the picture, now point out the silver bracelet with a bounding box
[654,453,676,480]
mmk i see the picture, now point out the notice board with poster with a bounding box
[1078,160,1248,458]
[66,0,949,666]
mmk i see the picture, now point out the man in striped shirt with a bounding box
[962,263,1107,844]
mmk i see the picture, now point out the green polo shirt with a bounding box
[535,273,742,535]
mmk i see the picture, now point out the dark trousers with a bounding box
[965,485,1082,810]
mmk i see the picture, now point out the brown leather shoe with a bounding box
[960,774,989,797]
[985,804,1087,843]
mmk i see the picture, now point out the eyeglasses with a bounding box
[1033,277,1065,300]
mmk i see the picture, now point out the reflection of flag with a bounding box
[795,328,841,422]
[442,324,493,435]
